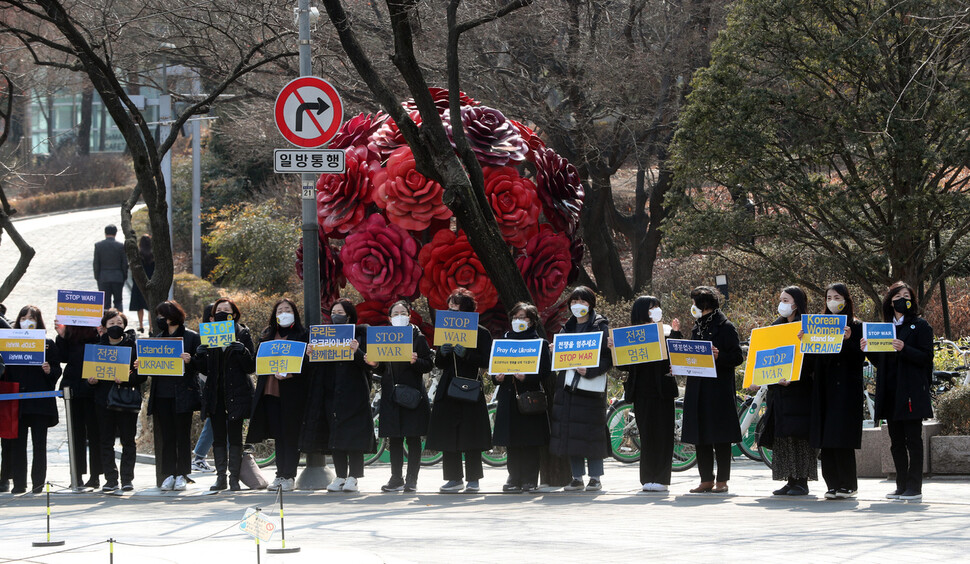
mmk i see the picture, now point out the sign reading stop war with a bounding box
[743,322,805,387]
[551,332,603,371]
[488,339,544,375]
[366,326,413,363]
[200,320,235,349]
[666,339,717,378]
[433,311,479,348]
[863,322,896,352]
[0,329,46,366]
[56,290,104,327]
[136,338,184,376]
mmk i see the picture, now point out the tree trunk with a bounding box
[582,170,633,301]
[77,82,93,156]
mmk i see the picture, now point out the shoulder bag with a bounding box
[107,384,143,413]
[446,354,481,403]
[513,379,547,414]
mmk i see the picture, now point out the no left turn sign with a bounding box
[274,77,343,148]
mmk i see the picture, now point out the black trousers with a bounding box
[98,280,124,310]
[69,396,102,482]
[887,419,923,493]
[696,442,732,482]
[9,414,49,490]
[442,450,484,482]
[506,446,541,487]
[820,447,857,491]
[210,407,244,449]
[332,450,364,478]
[633,395,675,486]
[387,436,422,483]
[262,396,300,478]
[99,407,137,485]
[153,398,194,477]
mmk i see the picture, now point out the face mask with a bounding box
[690,304,703,319]
[214,311,232,322]
[827,300,845,313]
[331,313,349,325]
[20,319,36,330]
[648,307,663,323]
[570,303,589,318]
[107,325,124,339]
[155,316,170,332]
[778,302,794,318]
[277,312,295,328]
[511,319,529,333]
[893,298,912,314]
[390,314,410,327]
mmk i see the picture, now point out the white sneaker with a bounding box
[174,476,187,491]
[327,477,346,492]
[161,475,175,491]
[280,478,295,492]
[342,477,359,492]
[270,476,283,489]
[642,482,668,492]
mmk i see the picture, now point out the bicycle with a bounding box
[604,397,697,472]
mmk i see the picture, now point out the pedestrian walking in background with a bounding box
[93,224,128,311]
[128,234,154,333]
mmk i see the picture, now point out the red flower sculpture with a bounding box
[510,119,545,153]
[295,232,346,312]
[330,113,383,155]
[368,110,422,165]
[372,146,452,232]
[418,229,499,313]
[339,214,422,304]
[405,87,480,113]
[515,224,572,311]
[483,166,539,248]
[316,144,374,238]
[533,147,585,236]
[356,299,434,341]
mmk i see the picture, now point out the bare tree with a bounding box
[0,71,36,302]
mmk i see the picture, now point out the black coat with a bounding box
[621,329,681,403]
[763,316,814,440]
[146,327,203,416]
[810,319,864,449]
[681,310,743,445]
[869,315,933,421]
[246,329,309,444]
[2,339,62,426]
[549,312,612,459]
[91,334,146,408]
[56,333,99,399]
[427,326,493,452]
[196,325,256,421]
[377,326,433,438]
[491,328,551,448]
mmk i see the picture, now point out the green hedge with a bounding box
[936,385,970,436]
[10,186,135,216]
[172,272,223,327]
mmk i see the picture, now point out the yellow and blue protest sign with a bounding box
[551,331,603,371]
[488,339,544,375]
[55,290,104,327]
[611,323,667,367]
[800,314,847,354]
[136,338,184,376]
[743,322,805,387]
[750,345,799,386]
[256,340,307,375]
[433,311,479,348]
[366,326,413,362]
[0,329,46,366]
[200,320,235,348]
[666,339,717,378]
[308,324,355,362]
[81,344,132,382]
[863,322,896,352]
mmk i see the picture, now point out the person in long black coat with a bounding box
[195,298,256,491]
[682,286,743,494]
[427,289,493,493]
[862,281,933,501]
[367,300,433,493]
[808,283,864,499]
[492,302,550,493]
[1,306,61,494]
[549,286,612,492]
[610,296,681,492]
[146,301,202,491]
[55,324,102,489]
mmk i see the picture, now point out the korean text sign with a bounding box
[81,344,132,382]
[255,340,307,375]
[551,332,603,371]
[667,339,716,378]
[308,324,355,362]
[611,323,667,366]
[200,320,235,348]
[488,339,543,375]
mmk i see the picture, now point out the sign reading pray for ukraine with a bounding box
[433,311,479,348]
[55,290,104,327]
[863,322,896,352]
[0,329,46,366]
[488,339,544,375]
[308,324,355,362]
[81,344,132,382]
[200,320,235,348]
[136,338,184,376]
[611,323,667,367]
[255,340,307,375]
[800,314,847,354]
[551,332,603,371]
[366,326,413,362]
[666,339,717,378]
[743,322,804,387]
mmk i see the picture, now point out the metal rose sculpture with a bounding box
[299,89,586,335]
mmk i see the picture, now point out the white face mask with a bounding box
[276,312,295,328]
[778,302,794,318]
[648,307,663,323]
[390,314,410,327]
[511,319,529,333]
[570,303,589,318]
[690,305,703,319]
[827,300,845,313]
[20,319,36,330]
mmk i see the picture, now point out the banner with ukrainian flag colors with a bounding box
[55,290,104,327]
[433,311,479,348]
[200,320,235,348]
[863,322,896,352]
[551,331,603,371]
[611,323,667,367]
[256,340,307,375]
[488,339,543,375]
[308,324,355,362]
[800,314,847,354]
[137,338,184,376]
[366,327,413,362]
[743,322,804,387]
[666,339,717,378]
[81,344,132,382]
[0,329,46,366]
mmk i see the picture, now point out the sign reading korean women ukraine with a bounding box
[256,340,308,375]
[611,323,667,366]
[366,326,413,362]
[743,322,804,387]
[308,324,355,362]
[433,310,479,348]
[863,322,896,352]
[200,320,235,348]
[136,338,184,376]
[800,314,847,354]
[81,344,132,382]
[666,339,717,378]
[551,332,603,371]
[0,329,46,366]
[488,339,544,375]
[55,290,104,327]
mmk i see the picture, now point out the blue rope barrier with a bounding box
[0,391,65,401]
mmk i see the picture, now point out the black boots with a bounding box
[210,446,228,491]
[228,445,242,491]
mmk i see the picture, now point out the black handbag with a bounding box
[107,384,143,413]
[514,380,547,415]
[447,376,481,403]
[392,384,421,410]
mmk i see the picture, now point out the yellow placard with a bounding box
[742,322,805,388]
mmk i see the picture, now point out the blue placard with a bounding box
[256,340,308,375]
[666,339,717,378]
[55,289,105,327]
[0,329,46,366]
[551,331,603,370]
[308,324,355,362]
[863,322,896,352]
[366,326,414,362]
[136,338,184,376]
[81,344,133,381]
[200,320,235,348]
[434,311,479,347]
[488,338,544,375]
[800,314,847,354]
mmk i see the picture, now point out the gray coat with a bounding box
[93,237,128,284]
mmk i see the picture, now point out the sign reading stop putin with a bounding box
[274,77,343,148]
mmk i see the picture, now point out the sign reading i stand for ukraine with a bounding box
[488,339,544,375]
[666,339,717,378]
[256,340,307,375]
[81,344,132,382]
[433,310,479,348]
[800,314,847,354]
[551,332,603,371]
[200,320,235,348]
[0,329,46,366]
[55,290,104,327]
[611,323,667,367]
[308,324,355,362]
[136,338,184,376]
[366,326,413,362]
[863,322,896,352]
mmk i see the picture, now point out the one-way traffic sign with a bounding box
[274,77,343,148]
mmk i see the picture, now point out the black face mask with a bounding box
[893,298,912,314]
[331,313,349,325]
[156,316,170,332]
[106,325,124,339]
[213,311,232,322]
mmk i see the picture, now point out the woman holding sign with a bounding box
[861,282,933,502]
[56,324,102,489]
